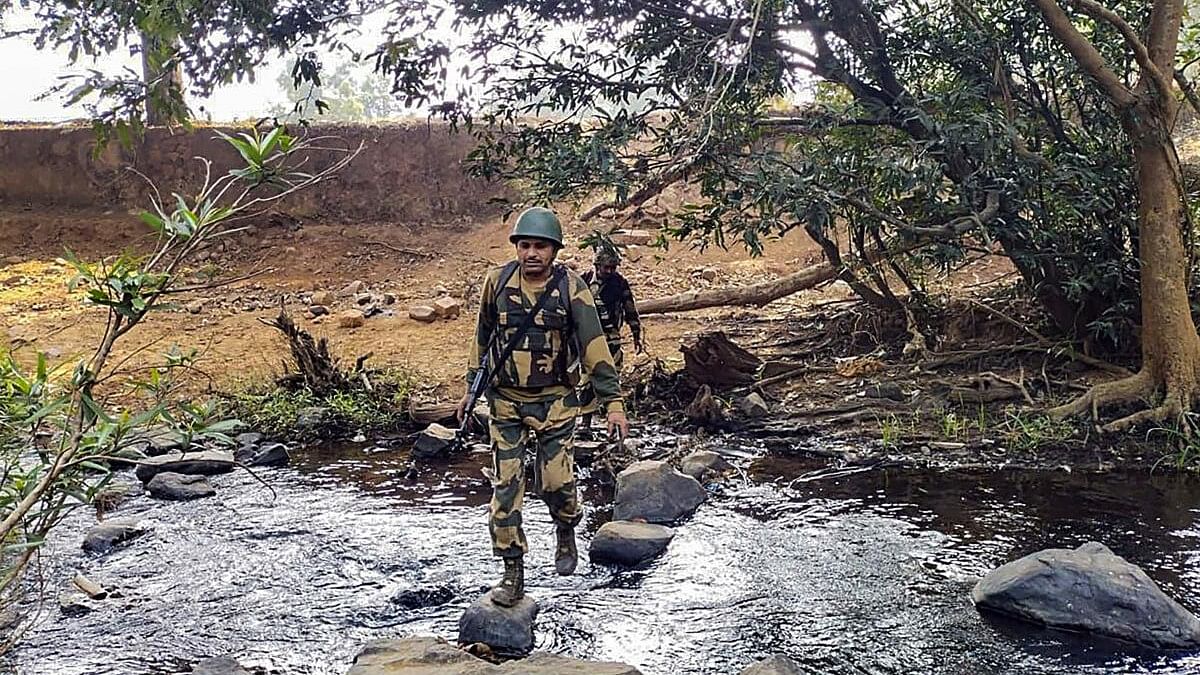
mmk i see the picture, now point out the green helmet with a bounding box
[509,207,564,247]
[594,246,620,266]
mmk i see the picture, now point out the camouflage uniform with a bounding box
[578,269,642,416]
[467,262,623,558]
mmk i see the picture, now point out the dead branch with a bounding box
[261,307,350,394]
[638,192,999,315]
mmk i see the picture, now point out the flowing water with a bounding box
[6,437,1200,675]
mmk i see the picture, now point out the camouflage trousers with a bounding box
[577,340,623,416]
[488,391,582,558]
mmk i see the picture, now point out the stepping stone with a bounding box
[589,520,675,566]
[458,589,538,654]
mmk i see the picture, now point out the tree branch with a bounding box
[1031,0,1138,108]
[1069,0,1173,100]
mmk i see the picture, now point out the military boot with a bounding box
[555,524,578,576]
[492,556,524,607]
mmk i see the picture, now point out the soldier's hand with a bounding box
[606,410,629,439]
[455,393,472,424]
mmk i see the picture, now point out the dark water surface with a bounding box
[7,440,1200,674]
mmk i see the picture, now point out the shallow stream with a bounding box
[7,438,1200,674]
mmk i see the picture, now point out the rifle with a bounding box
[451,350,492,452]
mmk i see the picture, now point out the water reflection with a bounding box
[6,443,1200,675]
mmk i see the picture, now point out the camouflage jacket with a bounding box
[581,270,642,346]
[467,262,624,413]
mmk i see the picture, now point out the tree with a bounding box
[1033,0,1197,431]
[4,0,374,130]
[272,58,402,121]
[377,0,1157,351]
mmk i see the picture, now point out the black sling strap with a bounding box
[485,263,567,384]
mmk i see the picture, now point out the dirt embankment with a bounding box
[0,122,505,223]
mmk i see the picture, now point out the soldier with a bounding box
[578,245,644,437]
[456,206,629,607]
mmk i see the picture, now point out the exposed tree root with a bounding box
[1048,368,1199,433]
[1048,369,1152,422]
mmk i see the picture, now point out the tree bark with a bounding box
[1038,0,1200,430]
[140,31,183,126]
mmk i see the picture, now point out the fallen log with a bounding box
[681,332,762,387]
[638,259,840,315]
[636,191,1000,315]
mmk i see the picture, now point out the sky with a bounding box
[0,7,357,122]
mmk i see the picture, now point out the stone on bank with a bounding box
[972,541,1200,649]
[347,636,641,674]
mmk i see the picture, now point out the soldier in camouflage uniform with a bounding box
[456,207,628,607]
[578,246,644,436]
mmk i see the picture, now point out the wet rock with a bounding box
[310,290,335,307]
[235,432,264,448]
[82,519,146,554]
[59,583,97,618]
[191,656,252,675]
[740,655,803,675]
[336,309,366,329]
[589,520,675,566]
[412,423,457,459]
[382,292,397,305]
[134,426,186,456]
[613,460,707,524]
[409,304,438,323]
[135,450,236,483]
[146,472,217,501]
[458,590,539,654]
[348,636,642,674]
[737,392,770,418]
[391,584,456,609]
[72,574,108,599]
[355,292,374,306]
[679,451,732,481]
[972,541,1200,648]
[235,442,290,467]
[308,304,330,317]
[433,296,461,319]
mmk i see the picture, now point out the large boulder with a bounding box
[83,519,147,554]
[613,461,707,524]
[972,541,1200,649]
[589,521,675,566]
[739,655,802,675]
[135,450,236,483]
[678,451,732,481]
[146,472,217,501]
[457,590,538,654]
[347,636,641,675]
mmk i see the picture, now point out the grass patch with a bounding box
[224,366,421,440]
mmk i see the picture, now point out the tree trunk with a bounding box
[637,259,841,315]
[1052,105,1200,429]
[140,31,183,126]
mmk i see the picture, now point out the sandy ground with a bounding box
[0,205,844,399]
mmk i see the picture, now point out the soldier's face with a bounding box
[515,238,557,277]
[596,263,617,279]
